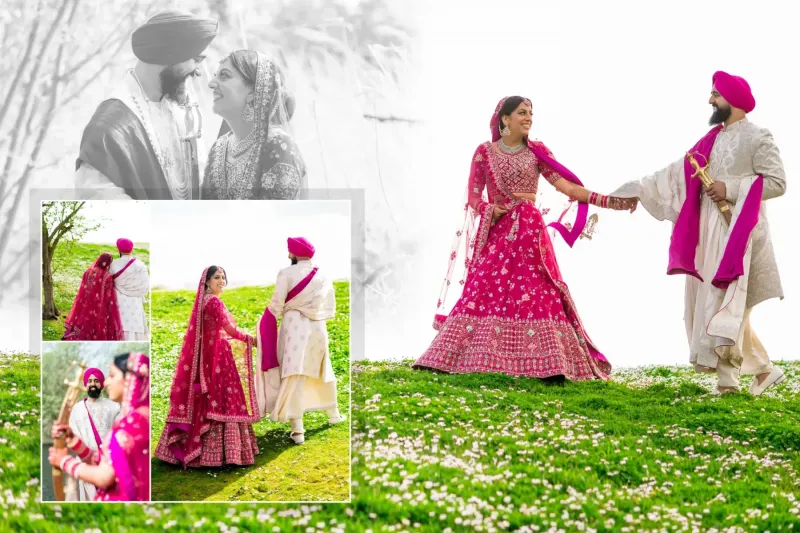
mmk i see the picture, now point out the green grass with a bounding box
[41,242,150,341]
[5,351,800,532]
[150,281,351,502]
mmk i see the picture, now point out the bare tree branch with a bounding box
[57,3,138,82]
[0,0,74,264]
[58,31,129,109]
[0,0,72,190]
[371,101,396,226]
[47,202,84,243]
[0,1,43,136]
[362,113,419,123]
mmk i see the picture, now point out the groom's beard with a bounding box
[160,65,200,105]
[87,386,101,399]
[709,104,731,126]
[291,257,298,265]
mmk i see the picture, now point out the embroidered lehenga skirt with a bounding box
[413,201,611,381]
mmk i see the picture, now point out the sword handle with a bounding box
[52,433,66,501]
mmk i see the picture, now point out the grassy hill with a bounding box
[149,281,351,502]
[3,351,799,531]
[41,242,150,341]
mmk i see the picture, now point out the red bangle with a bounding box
[60,456,82,477]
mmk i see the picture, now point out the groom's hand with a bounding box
[706,182,726,203]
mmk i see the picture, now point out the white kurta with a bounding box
[612,118,785,378]
[74,69,205,200]
[110,255,149,340]
[255,260,338,421]
[67,397,121,501]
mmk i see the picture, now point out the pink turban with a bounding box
[712,71,756,113]
[83,368,105,389]
[116,238,134,254]
[131,10,218,66]
[288,237,315,258]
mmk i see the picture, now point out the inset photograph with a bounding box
[41,342,150,502]
[41,201,151,342]
[149,200,351,502]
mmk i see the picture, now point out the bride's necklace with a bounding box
[227,129,257,158]
[498,138,524,154]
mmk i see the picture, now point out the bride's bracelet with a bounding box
[60,455,84,478]
[67,436,92,461]
[588,192,609,208]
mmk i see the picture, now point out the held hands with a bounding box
[608,197,638,212]
[588,192,638,213]
[705,181,726,203]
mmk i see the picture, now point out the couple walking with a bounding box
[62,238,149,341]
[154,237,344,469]
[76,9,305,200]
[415,71,787,396]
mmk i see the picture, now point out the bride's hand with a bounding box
[512,192,537,203]
[491,204,508,221]
[609,197,638,212]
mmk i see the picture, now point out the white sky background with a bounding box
[77,201,152,245]
[149,201,351,290]
[379,0,800,368]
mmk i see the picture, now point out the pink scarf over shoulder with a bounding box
[668,125,764,288]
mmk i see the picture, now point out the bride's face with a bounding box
[206,269,226,295]
[208,58,253,121]
[105,363,124,403]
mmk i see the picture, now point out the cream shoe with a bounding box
[749,367,785,396]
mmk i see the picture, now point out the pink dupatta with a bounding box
[83,399,103,449]
[668,125,764,288]
[97,353,150,502]
[111,257,137,280]
[63,253,124,341]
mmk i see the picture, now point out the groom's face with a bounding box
[86,376,102,399]
[289,253,298,266]
[708,88,732,125]
[161,56,206,104]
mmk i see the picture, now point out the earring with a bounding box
[500,123,510,136]
[242,101,254,123]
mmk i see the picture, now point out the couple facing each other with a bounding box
[415,70,786,397]
[76,9,305,201]
[49,354,150,502]
[62,238,149,341]
[154,237,345,469]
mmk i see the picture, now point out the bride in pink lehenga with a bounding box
[155,266,261,467]
[62,252,124,341]
[413,96,636,382]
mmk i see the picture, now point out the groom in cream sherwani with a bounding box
[255,237,345,444]
[612,71,786,396]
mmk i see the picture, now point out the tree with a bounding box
[41,201,99,319]
[0,0,157,308]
